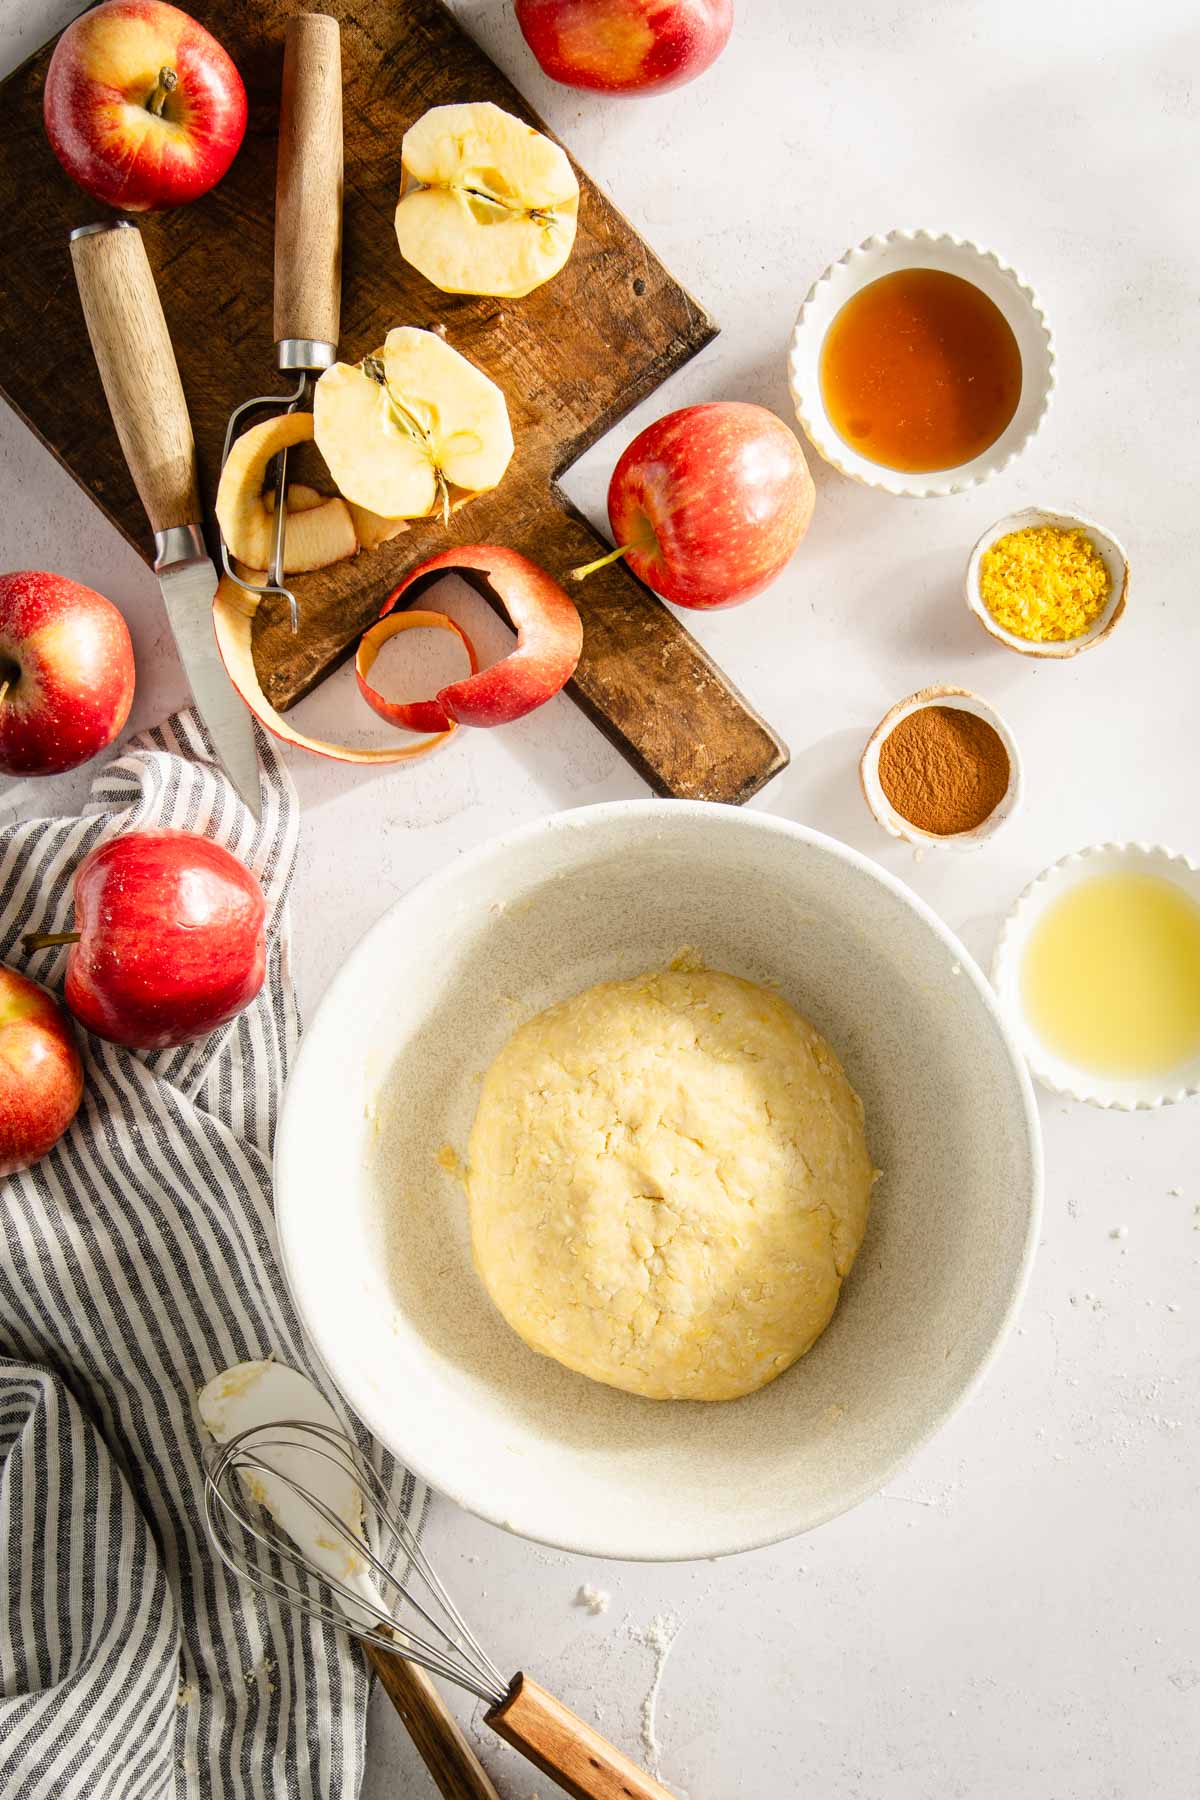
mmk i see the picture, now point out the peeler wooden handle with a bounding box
[365,1642,502,1800]
[69,220,200,537]
[488,1674,683,1800]
[274,11,343,355]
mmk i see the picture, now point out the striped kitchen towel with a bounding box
[0,711,423,1800]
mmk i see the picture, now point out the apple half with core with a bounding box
[367,546,583,729]
[395,102,579,298]
[215,414,358,574]
[314,328,514,522]
[515,0,734,94]
[43,0,247,212]
[0,967,84,1178]
[576,401,815,608]
[0,570,135,777]
[24,830,266,1051]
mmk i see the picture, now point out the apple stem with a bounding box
[570,541,640,582]
[0,679,9,707]
[22,930,81,955]
[146,65,178,116]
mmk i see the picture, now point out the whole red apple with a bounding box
[515,0,733,94]
[0,571,135,777]
[25,831,266,1051]
[0,967,84,1178]
[44,0,247,212]
[593,402,815,609]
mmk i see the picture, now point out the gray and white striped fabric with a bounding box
[0,711,422,1799]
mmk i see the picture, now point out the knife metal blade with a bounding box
[156,533,262,819]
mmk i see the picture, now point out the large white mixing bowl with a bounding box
[275,802,1041,1561]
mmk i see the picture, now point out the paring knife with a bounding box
[70,220,261,818]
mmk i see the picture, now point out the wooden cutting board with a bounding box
[0,0,789,803]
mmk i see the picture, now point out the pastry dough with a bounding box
[467,968,876,1401]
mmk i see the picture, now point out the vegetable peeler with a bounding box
[219,11,343,633]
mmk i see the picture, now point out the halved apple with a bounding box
[395,101,579,298]
[216,414,357,572]
[313,327,513,522]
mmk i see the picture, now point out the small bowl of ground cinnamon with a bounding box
[860,685,1022,849]
[966,507,1129,657]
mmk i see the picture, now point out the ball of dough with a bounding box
[467,968,876,1401]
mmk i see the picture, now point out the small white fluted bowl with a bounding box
[788,229,1055,498]
[966,508,1130,657]
[993,843,1200,1110]
[276,802,1042,1561]
[860,685,1023,850]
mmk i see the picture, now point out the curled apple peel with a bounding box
[212,576,468,765]
[215,413,358,571]
[378,546,583,729]
[355,612,479,735]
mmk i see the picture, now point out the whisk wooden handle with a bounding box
[365,1642,501,1800]
[70,221,200,537]
[487,1675,682,1800]
[274,12,342,352]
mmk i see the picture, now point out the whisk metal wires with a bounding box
[203,1417,508,1708]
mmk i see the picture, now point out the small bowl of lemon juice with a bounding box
[993,844,1200,1109]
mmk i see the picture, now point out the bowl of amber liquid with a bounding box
[788,230,1055,497]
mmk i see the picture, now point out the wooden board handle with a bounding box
[513,503,789,804]
[488,1674,682,1800]
[364,1642,502,1800]
[69,221,200,537]
[274,12,342,351]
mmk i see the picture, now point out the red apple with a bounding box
[0,967,84,1178]
[25,831,265,1051]
[368,547,584,729]
[589,402,815,609]
[44,0,247,212]
[515,0,733,94]
[0,571,135,777]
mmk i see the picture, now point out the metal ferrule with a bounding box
[69,220,139,242]
[276,338,338,372]
[153,523,208,573]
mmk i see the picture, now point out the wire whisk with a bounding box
[203,1414,681,1800]
[205,1417,506,1706]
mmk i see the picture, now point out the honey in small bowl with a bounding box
[820,268,1023,474]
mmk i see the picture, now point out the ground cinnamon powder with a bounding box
[877,704,1010,836]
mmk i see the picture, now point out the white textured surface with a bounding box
[3,1,1198,1795]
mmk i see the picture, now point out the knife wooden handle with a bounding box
[274,12,342,351]
[487,1674,682,1800]
[365,1642,502,1800]
[70,221,200,537]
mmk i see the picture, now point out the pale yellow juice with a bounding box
[1021,871,1200,1077]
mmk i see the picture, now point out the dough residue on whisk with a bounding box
[198,1360,368,1592]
